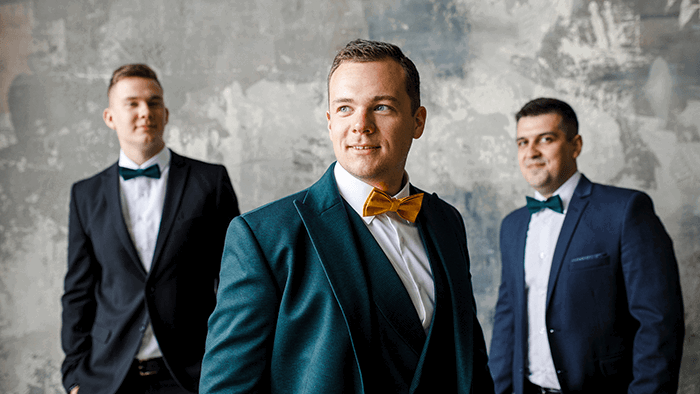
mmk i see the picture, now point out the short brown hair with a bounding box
[328,39,421,114]
[515,98,579,140]
[107,64,162,96]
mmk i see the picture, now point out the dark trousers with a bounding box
[115,358,191,394]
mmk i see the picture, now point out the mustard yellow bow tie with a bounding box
[362,188,424,223]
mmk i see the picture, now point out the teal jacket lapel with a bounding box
[293,164,374,349]
[546,175,592,308]
[340,197,426,355]
[411,191,474,392]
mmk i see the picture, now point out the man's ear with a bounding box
[103,108,116,131]
[413,106,427,139]
[326,111,332,140]
[571,134,583,159]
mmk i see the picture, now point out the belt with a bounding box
[134,357,166,377]
[524,380,563,394]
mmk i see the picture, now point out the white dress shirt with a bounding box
[525,171,581,389]
[118,147,171,360]
[334,163,435,332]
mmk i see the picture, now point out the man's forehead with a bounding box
[517,114,562,133]
[109,77,163,99]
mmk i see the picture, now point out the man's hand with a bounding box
[70,386,79,394]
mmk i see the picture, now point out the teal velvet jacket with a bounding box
[201,163,493,393]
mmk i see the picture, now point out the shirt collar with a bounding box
[533,171,581,214]
[334,162,411,224]
[119,147,171,171]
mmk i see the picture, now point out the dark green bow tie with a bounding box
[119,164,161,180]
[526,195,563,215]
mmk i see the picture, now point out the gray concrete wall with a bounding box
[0,0,698,392]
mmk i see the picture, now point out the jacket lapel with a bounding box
[293,164,374,347]
[511,208,530,319]
[410,191,470,392]
[546,175,592,307]
[104,162,146,276]
[150,151,189,276]
[343,196,426,355]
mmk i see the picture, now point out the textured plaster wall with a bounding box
[0,0,698,392]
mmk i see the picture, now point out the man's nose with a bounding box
[352,109,375,134]
[525,143,541,158]
[138,102,152,118]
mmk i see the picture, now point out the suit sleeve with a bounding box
[449,204,495,393]
[214,166,240,291]
[470,290,496,393]
[488,219,515,394]
[217,165,240,222]
[200,216,279,393]
[622,192,684,393]
[60,184,98,392]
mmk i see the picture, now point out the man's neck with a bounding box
[122,144,165,166]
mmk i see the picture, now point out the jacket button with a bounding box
[549,329,555,333]
[556,370,562,374]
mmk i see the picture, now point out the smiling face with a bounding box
[326,59,426,195]
[103,76,169,164]
[516,112,582,198]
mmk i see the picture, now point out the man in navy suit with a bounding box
[200,39,494,393]
[61,64,239,394]
[489,97,685,393]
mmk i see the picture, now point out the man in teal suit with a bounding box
[200,39,494,393]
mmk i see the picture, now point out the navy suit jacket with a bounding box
[61,151,239,394]
[200,163,494,393]
[489,175,684,393]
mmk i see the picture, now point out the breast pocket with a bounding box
[569,252,610,271]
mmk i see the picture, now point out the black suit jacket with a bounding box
[61,151,239,394]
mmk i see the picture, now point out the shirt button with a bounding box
[539,328,545,334]
[539,252,546,259]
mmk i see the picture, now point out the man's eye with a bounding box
[375,105,388,111]
[338,106,350,112]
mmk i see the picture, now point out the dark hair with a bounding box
[515,97,579,140]
[107,64,162,96]
[328,39,421,114]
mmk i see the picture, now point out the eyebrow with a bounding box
[123,95,163,101]
[330,95,400,106]
[515,131,558,141]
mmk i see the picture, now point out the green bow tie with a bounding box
[119,164,161,180]
[526,195,563,215]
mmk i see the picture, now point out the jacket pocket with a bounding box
[91,324,112,343]
[569,252,609,271]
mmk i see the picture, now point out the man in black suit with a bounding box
[61,64,239,394]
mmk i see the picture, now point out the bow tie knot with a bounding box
[526,195,563,215]
[119,164,161,180]
[362,188,424,223]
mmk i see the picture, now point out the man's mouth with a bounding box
[350,145,379,150]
